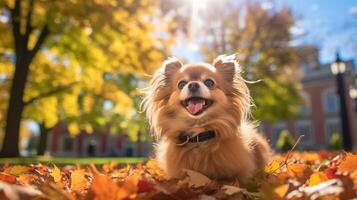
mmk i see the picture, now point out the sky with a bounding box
[283,0,357,64]
[173,0,357,65]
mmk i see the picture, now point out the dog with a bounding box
[141,54,272,183]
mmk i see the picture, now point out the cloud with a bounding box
[290,26,306,36]
[349,6,357,16]
[261,2,273,10]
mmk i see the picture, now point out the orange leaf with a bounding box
[0,172,17,184]
[18,174,37,186]
[50,165,62,183]
[88,173,120,200]
[337,153,357,173]
[287,164,312,182]
[350,170,357,191]
[70,169,87,192]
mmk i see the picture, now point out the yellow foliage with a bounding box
[68,123,80,136]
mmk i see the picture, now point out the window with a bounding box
[299,92,311,115]
[295,121,313,145]
[273,123,286,143]
[63,137,74,152]
[323,89,339,113]
[325,118,341,142]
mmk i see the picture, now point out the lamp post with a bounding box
[350,75,357,112]
[330,52,352,150]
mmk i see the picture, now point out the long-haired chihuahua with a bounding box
[141,54,272,183]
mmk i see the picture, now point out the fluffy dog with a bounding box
[141,54,271,183]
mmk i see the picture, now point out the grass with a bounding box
[0,156,147,166]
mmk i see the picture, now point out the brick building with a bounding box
[262,60,357,150]
[46,122,152,157]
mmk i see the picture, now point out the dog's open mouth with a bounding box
[181,97,213,115]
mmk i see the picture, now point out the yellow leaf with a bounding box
[183,169,211,188]
[4,166,30,176]
[264,160,281,174]
[273,184,289,198]
[18,174,37,186]
[51,165,62,183]
[70,169,87,192]
[309,172,328,186]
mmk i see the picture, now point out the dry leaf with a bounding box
[309,172,329,186]
[273,184,289,198]
[287,164,312,182]
[0,172,17,184]
[264,160,281,174]
[70,169,87,192]
[222,185,245,195]
[4,165,29,176]
[183,169,211,188]
[18,174,37,186]
[51,165,62,183]
[337,153,357,173]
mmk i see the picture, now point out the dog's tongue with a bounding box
[186,99,205,115]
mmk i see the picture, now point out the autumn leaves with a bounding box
[0,152,357,199]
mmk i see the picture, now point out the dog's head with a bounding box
[141,54,251,139]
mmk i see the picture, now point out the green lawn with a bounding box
[0,156,147,166]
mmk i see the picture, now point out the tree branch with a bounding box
[24,0,35,44]
[23,82,77,106]
[10,0,23,56]
[27,25,49,62]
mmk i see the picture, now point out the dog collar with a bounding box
[176,130,216,146]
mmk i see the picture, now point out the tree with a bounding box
[0,0,174,157]
[185,1,303,122]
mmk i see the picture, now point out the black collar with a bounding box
[176,130,216,146]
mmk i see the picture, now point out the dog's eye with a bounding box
[178,80,187,89]
[204,79,215,88]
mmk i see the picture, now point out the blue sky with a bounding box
[173,0,357,65]
[282,0,357,63]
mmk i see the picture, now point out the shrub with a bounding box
[276,130,295,153]
[329,132,343,150]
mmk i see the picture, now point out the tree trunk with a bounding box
[0,59,30,157]
[0,1,48,157]
[37,123,50,156]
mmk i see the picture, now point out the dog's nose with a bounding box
[188,82,200,92]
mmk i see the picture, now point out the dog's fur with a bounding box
[141,54,272,183]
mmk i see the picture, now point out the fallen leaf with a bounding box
[0,181,43,200]
[18,174,37,186]
[38,183,73,200]
[51,165,62,183]
[351,170,357,191]
[309,172,329,186]
[222,185,245,195]
[337,153,357,173]
[3,165,30,176]
[273,184,289,198]
[0,173,17,184]
[287,164,312,182]
[183,169,211,188]
[87,172,120,200]
[264,160,281,174]
[70,169,87,192]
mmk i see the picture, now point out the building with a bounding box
[262,60,357,150]
[46,122,152,157]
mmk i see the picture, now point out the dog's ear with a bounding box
[213,54,240,82]
[163,57,183,77]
